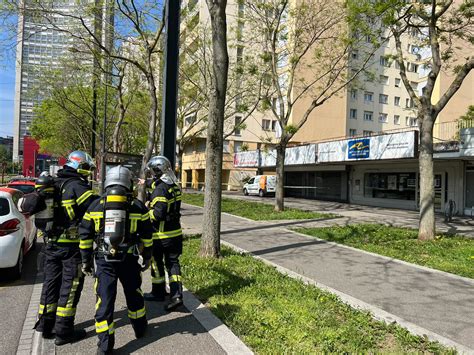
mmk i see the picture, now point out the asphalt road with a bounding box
[0,241,40,355]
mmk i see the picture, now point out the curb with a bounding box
[16,271,49,355]
[183,289,254,355]
[221,240,474,354]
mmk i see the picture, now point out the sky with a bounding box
[0,57,15,138]
[0,11,17,138]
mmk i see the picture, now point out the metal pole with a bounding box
[160,0,180,168]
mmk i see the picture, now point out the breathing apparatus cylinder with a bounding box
[34,175,55,232]
[103,186,129,257]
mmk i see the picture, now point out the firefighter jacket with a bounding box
[49,167,97,245]
[149,180,182,240]
[78,197,153,264]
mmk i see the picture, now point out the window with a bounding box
[379,56,390,67]
[394,61,400,69]
[380,75,389,85]
[407,62,418,73]
[406,116,417,127]
[394,96,400,106]
[350,89,358,100]
[349,109,357,119]
[365,34,372,43]
[237,46,244,63]
[364,111,373,121]
[364,172,416,200]
[349,129,357,137]
[262,119,271,131]
[364,91,373,102]
[406,98,414,108]
[363,130,373,136]
[379,113,388,123]
[234,141,242,153]
[394,115,400,125]
[223,140,231,153]
[351,50,359,60]
[379,94,388,104]
[234,116,242,136]
[185,114,195,126]
[271,120,277,132]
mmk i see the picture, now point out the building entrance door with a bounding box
[416,172,445,212]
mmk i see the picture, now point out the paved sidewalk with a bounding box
[33,259,251,354]
[219,191,474,236]
[182,204,474,352]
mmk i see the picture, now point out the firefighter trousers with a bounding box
[36,244,84,337]
[150,236,183,300]
[94,254,147,352]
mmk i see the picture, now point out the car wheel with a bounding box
[243,188,248,196]
[259,189,265,197]
[7,247,23,280]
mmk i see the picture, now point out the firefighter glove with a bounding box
[141,258,151,272]
[81,261,93,276]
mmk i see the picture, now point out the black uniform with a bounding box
[36,166,96,338]
[148,179,183,300]
[79,197,153,353]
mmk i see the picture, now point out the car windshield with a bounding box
[10,185,35,194]
[0,198,10,216]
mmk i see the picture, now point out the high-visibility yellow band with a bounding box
[152,276,166,284]
[128,307,146,319]
[80,239,93,249]
[141,238,153,248]
[39,303,57,315]
[151,196,168,207]
[83,213,91,221]
[152,229,182,240]
[170,274,182,283]
[90,212,104,217]
[77,190,94,205]
[61,199,76,206]
[95,320,114,334]
[57,306,76,317]
[106,195,127,202]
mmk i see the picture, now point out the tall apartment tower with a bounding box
[12,0,97,162]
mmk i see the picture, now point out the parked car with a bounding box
[7,177,36,194]
[243,175,276,197]
[0,187,37,279]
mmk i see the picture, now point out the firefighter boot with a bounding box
[165,297,183,312]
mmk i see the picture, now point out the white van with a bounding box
[243,175,276,197]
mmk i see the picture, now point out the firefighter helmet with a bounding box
[104,165,133,191]
[65,150,95,176]
[146,156,179,185]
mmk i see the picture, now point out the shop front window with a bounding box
[364,172,416,200]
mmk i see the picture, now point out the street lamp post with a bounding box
[160,0,181,168]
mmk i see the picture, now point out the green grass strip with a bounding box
[182,193,332,221]
[296,224,474,279]
[182,235,452,354]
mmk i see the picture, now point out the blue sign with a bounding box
[348,139,370,159]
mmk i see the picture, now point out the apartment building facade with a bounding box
[179,0,277,190]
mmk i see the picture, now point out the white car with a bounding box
[0,187,37,279]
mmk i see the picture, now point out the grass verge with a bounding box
[182,235,452,354]
[295,224,474,279]
[182,193,333,221]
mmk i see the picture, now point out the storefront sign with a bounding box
[318,131,416,162]
[233,151,260,167]
[261,144,317,167]
[348,139,370,159]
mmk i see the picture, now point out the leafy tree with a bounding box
[460,105,474,122]
[244,0,382,211]
[367,0,474,240]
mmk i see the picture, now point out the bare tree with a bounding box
[379,0,473,240]
[177,22,267,183]
[244,0,381,211]
[9,0,164,200]
[200,0,229,258]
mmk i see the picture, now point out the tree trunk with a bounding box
[200,0,229,258]
[112,86,126,154]
[274,142,286,212]
[138,69,158,202]
[418,111,435,240]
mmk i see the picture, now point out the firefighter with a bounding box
[35,150,97,345]
[79,165,153,354]
[143,156,183,311]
